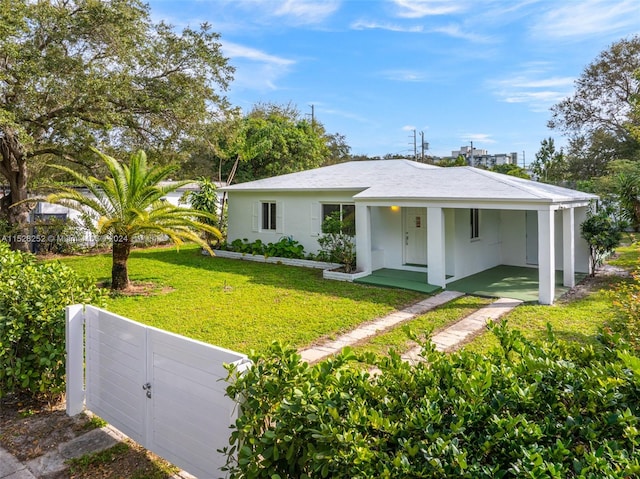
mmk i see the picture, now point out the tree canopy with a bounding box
[530,137,567,184]
[0,0,233,250]
[549,36,640,181]
[182,102,341,184]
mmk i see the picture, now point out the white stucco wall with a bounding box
[445,208,502,281]
[226,190,360,254]
[370,206,403,270]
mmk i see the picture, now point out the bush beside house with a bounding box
[0,242,104,400]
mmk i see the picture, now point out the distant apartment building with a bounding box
[450,146,518,168]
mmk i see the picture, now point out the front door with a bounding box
[404,207,427,265]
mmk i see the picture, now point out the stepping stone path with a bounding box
[299,292,523,365]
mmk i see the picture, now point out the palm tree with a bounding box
[46,148,221,290]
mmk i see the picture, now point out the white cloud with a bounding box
[531,0,640,39]
[488,63,575,112]
[222,42,295,67]
[222,42,295,91]
[227,0,340,25]
[380,69,428,82]
[431,24,493,43]
[462,133,496,144]
[392,0,468,18]
[274,0,341,23]
[350,20,424,32]
[402,125,417,131]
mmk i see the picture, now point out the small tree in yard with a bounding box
[45,148,221,290]
[181,177,221,245]
[581,205,623,275]
[317,211,356,272]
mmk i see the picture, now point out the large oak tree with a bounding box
[549,36,640,180]
[0,0,233,250]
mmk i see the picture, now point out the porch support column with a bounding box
[355,204,372,274]
[427,206,446,287]
[538,207,555,305]
[563,207,575,287]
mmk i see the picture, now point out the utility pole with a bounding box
[522,150,526,169]
[420,131,429,162]
[469,141,474,166]
[409,129,417,159]
[308,104,315,128]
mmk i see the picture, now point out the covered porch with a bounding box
[355,266,587,302]
[355,201,593,305]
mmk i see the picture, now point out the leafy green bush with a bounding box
[224,324,640,478]
[317,211,356,272]
[581,206,623,275]
[609,267,640,350]
[0,242,104,400]
[222,237,306,259]
[31,217,85,255]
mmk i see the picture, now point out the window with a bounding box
[262,202,276,231]
[470,208,480,239]
[322,203,356,235]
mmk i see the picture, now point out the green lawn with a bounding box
[464,240,640,354]
[351,295,493,357]
[56,245,427,353]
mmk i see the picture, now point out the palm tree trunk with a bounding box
[111,238,132,290]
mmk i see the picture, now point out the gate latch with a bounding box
[142,382,152,398]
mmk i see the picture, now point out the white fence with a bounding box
[66,305,251,478]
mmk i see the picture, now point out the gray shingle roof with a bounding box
[222,160,597,204]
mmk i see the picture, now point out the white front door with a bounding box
[404,207,427,265]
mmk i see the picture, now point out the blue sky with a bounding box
[146,0,640,165]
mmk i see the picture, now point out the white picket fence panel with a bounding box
[66,305,251,479]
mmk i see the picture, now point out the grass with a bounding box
[56,244,426,353]
[464,240,640,354]
[350,295,493,357]
[66,441,179,478]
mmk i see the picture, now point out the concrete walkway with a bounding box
[299,294,522,366]
[401,297,523,364]
[0,425,194,479]
[299,290,465,364]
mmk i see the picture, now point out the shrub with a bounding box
[264,237,305,259]
[609,267,640,350]
[222,237,306,259]
[317,211,356,272]
[224,324,640,478]
[581,206,623,275]
[0,242,105,400]
[31,217,85,255]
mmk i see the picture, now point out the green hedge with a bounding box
[0,242,104,400]
[224,325,640,478]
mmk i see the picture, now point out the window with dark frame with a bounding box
[262,202,276,230]
[470,208,480,239]
[322,203,356,235]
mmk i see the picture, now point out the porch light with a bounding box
[390,205,400,212]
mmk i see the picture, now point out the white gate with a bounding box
[66,305,251,479]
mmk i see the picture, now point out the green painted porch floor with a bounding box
[356,266,586,302]
[355,268,441,294]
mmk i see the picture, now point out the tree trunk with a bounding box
[111,239,132,290]
[0,129,31,252]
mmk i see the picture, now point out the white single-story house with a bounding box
[221,160,597,305]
